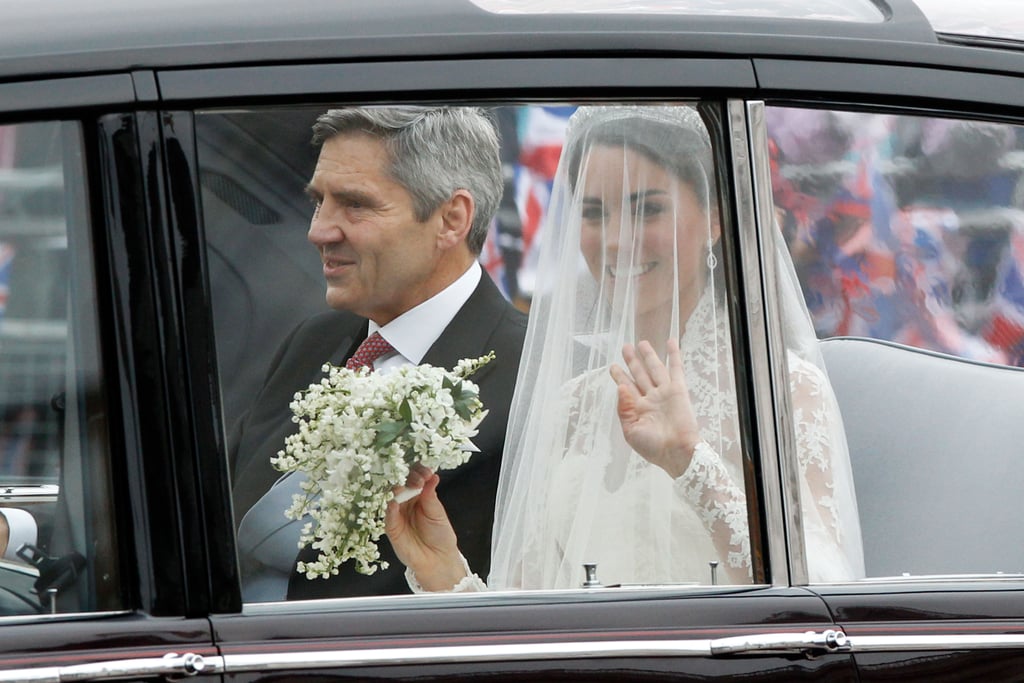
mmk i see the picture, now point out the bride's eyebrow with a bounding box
[580,189,668,206]
[627,189,669,203]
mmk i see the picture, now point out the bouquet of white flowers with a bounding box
[271,352,495,579]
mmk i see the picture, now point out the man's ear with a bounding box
[437,189,475,250]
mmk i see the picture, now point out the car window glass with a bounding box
[195,103,769,602]
[767,105,1024,580]
[913,0,1024,43]
[469,0,883,22]
[0,121,119,616]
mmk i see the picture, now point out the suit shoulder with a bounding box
[500,301,528,331]
[492,301,528,348]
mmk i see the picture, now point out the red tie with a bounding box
[345,331,395,371]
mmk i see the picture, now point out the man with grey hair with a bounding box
[230,106,526,601]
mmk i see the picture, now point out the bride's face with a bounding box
[578,144,715,325]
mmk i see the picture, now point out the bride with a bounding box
[386,104,864,591]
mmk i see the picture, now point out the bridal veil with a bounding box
[489,104,864,589]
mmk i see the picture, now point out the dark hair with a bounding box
[565,108,716,209]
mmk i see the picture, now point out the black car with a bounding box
[1,0,1024,680]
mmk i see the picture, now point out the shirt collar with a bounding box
[369,261,482,365]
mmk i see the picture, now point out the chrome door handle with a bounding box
[710,629,850,655]
[0,652,217,682]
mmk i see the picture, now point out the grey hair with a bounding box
[312,106,503,254]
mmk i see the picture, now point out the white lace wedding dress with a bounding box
[502,289,863,590]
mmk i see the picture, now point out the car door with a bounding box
[162,49,860,679]
[753,49,1024,678]
[0,76,217,678]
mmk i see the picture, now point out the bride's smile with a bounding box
[607,261,657,279]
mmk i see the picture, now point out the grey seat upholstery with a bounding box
[820,336,1024,577]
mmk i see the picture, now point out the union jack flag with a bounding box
[983,228,1024,366]
[482,106,574,303]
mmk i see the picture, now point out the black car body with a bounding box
[1,0,1023,680]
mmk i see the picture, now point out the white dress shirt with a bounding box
[368,261,481,372]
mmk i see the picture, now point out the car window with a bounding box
[196,102,790,601]
[0,120,119,616]
[767,105,1024,580]
[469,0,883,22]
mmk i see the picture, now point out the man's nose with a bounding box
[308,203,342,246]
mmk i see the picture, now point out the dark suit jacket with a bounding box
[228,273,526,599]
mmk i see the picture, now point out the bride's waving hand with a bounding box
[610,339,701,479]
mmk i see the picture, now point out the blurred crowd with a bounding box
[768,108,1024,366]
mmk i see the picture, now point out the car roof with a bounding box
[0,0,944,76]
[1,0,1021,85]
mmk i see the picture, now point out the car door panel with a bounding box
[209,588,856,679]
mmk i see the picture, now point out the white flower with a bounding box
[270,351,495,578]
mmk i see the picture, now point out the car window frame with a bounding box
[167,46,1024,611]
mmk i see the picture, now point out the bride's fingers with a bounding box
[610,364,643,413]
[609,362,634,390]
[418,474,452,523]
[666,337,685,384]
[622,343,655,394]
[636,340,670,387]
[406,463,434,488]
[391,463,434,502]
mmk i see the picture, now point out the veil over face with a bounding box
[489,105,746,589]
[577,143,718,347]
[489,104,863,590]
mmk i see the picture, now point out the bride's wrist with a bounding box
[407,552,488,593]
[660,437,702,479]
[414,552,471,592]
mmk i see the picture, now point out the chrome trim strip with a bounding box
[854,573,1024,584]
[221,640,712,672]
[726,99,789,588]
[241,582,752,614]
[6,633,1024,679]
[745,99,808,586]
[0,653,213,683]
[0,609,132,627]
[848,634,1024,651]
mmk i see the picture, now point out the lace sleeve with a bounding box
[405,553,489,594]
[788,355,865,581]
[676,441,752,581]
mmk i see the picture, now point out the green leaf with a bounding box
[374,420,408,448]
[399,398,413,423]
[454,400,472,421]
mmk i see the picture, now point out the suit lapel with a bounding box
[421,273,506,375]
[332,317,369,367]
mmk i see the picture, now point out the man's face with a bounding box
[306,133,447,324]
